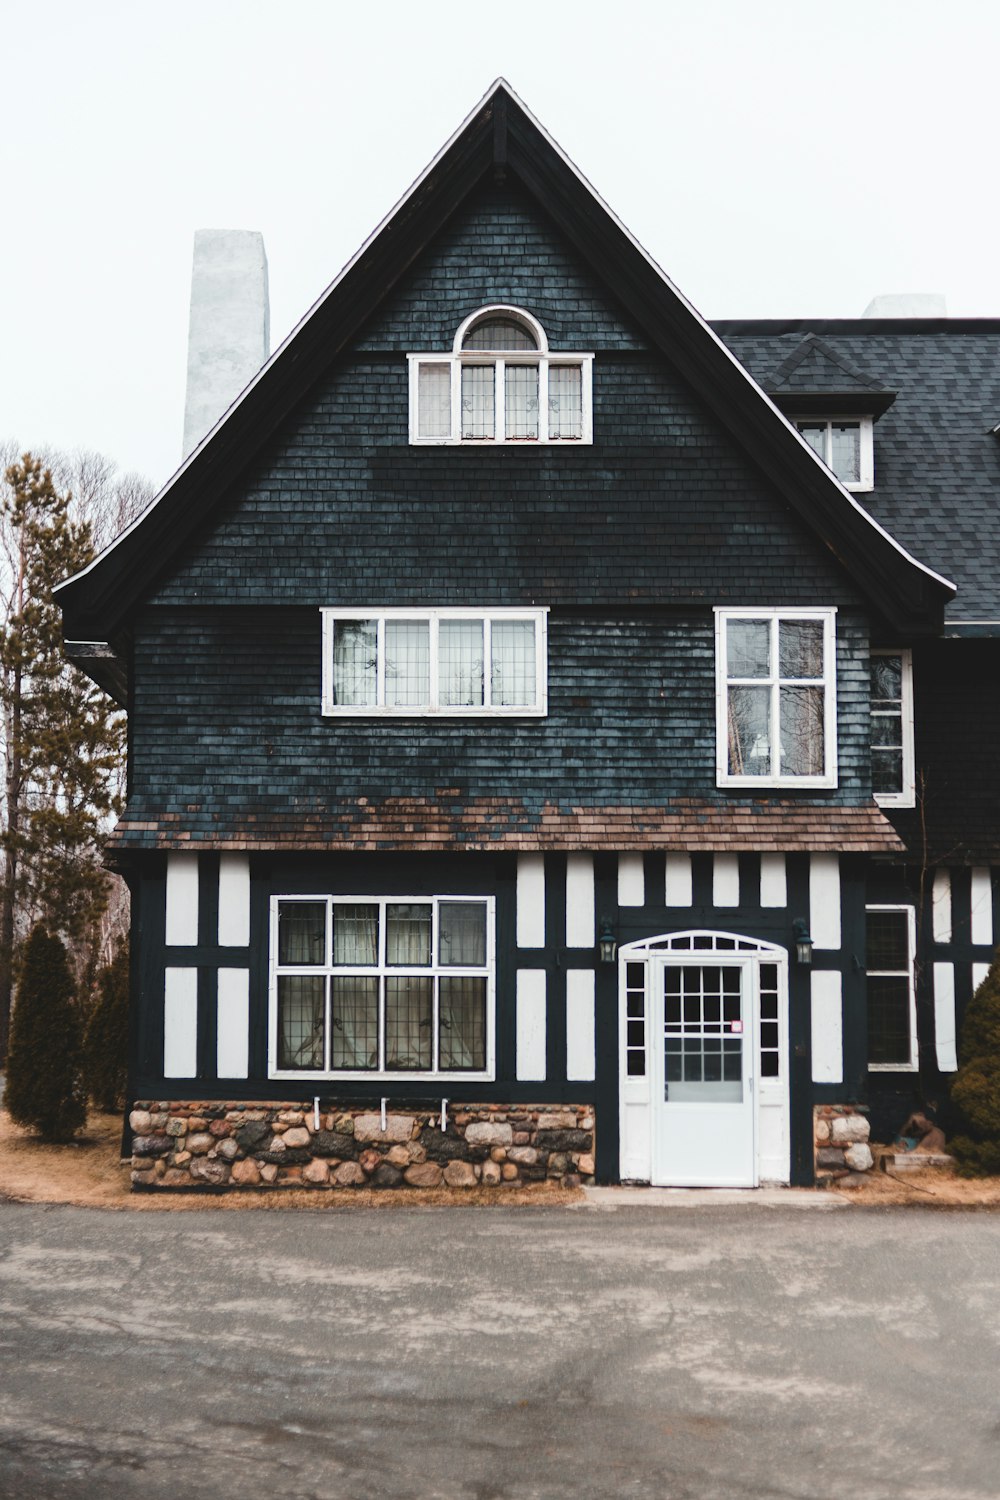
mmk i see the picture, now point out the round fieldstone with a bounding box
[465,1122,513,1147]
[507,1146,538,1166]
[230,1158,260,1186]
[443,1160,476,1188]
[129,1109,152,1134]
[480,1160,502,1185]
[831,1114,870,1145]
[311,1131,356,1159]
[419,1128,470,1162]
[216,1138,239,1161]
[189,1158,230,1185]
[404,1162,444,1188]
[371,1163,403,1188]
[303,1159,330,1185]
[845,1142,874,1172]
[166,1117,186,1137]
[235,1120,270,1150]
[132,1134,172,1157]
[536,1130,592,1153]
[186,1132,213,1156]
[283,1127,311,1148]
[333,1161,366,1186]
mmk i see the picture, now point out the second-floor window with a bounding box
[715,608,838,788]
[870,649,914,807]
[409,306,593,445]
[321,607,548,716]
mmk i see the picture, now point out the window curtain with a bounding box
[438,976,486,1069]
[505,365,539,440]
[491,621,536,707]
[461,366,494,439]
[417,363,451,438]
[277,975,324,1069]
[385,620,430,708]
[548,365,582,439]
[439,621,484,706]
[333,619,376,706]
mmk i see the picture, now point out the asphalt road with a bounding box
[0,1196,998,1500]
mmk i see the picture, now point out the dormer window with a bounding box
[409,306,593,445]
[794,417,874,491]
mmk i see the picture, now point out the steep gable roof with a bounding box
[57,81,953,700]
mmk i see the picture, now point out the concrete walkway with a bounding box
[580,1184,847,1209]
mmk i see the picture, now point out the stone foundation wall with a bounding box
[129,1102,596,1191]
[814,1104,873,1185]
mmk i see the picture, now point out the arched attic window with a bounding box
[409,305,593,445]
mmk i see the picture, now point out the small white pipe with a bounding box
[313,1096,320,1132]
[440,1098,448,1132]
[380,1097,387,1132]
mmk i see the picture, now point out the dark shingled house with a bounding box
[57,82,999,1190]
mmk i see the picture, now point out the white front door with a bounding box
[650,956,757,1187]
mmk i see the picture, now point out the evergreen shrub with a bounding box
[4,924,86,1140]
[83,944,130,1112]
[950,949,1000,1177]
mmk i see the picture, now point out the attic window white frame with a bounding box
[792,416,874,492]
[714,608,838,790]
[408,305,594,445]
[871,648,915,809]
[320,607,548,717]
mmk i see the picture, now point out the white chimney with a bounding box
[862,293,947,318]
[183,229,270,459]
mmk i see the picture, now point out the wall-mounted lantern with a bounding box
[597,917,618,965]
[793,918,813,967]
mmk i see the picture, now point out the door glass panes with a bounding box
[439,620,484,706]
[277,975,325,1069]
[871,654,904,795]
[385,976,432,1069]
[759,963,780,1077]
[491,620,536,707]
[505,364,539,440]
[548,365,583,439]
[385,620,430,708]
[625,962,646,1076]
[417,362,451,438]
[461,365,495,439]
[332,904,378,966]
[386,905,432,965]
[438,976,486,1069]
[278,902,326,965]
[330,976,378,1069]
[663,965,743,1103]
[332,619,377,706]
[438,902,486,966]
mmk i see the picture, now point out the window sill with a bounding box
[269,1070,495,1083]
[874,792,916,810]
[321,705,546,718]
[717,775,838,791]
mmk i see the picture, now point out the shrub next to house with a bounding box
[5,924,86,1141]
[950,950,1000,1176]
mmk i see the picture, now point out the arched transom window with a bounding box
[409,306,593,445]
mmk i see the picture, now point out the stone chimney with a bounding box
[862,293,947,318]
[182,229,270,459]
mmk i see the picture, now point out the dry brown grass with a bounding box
[0,1109,581,1211]
[832,1142,1000,1208]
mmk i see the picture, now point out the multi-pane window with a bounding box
[321,608,547,716]
[409,306,593,445]
[870,649,914,807]
[716,609,837,788]
[759,963,781,1077]
[271,896,493,1078]
[625,962,646,1076]
[794,417,874,491]
[866,905,917,1069]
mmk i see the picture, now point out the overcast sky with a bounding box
[3,0,999,491]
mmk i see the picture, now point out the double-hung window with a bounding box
[321,608,547,716]
[866,905,917,1069]
[409,306,593,445]
[716,608,838,788]
[793,416,874,491]
[271,895,494,1079]
[870,649,914,807]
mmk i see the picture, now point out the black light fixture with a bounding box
[793,918,813,967]
[597,917,618,965]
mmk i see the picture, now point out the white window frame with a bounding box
[320,607,548,717]
[408,305,594,446]
[871,648,915,809]
[792,415,874,492]
[714,607,838,790]
[866,903,918,1072]
[268,894,496,1082]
